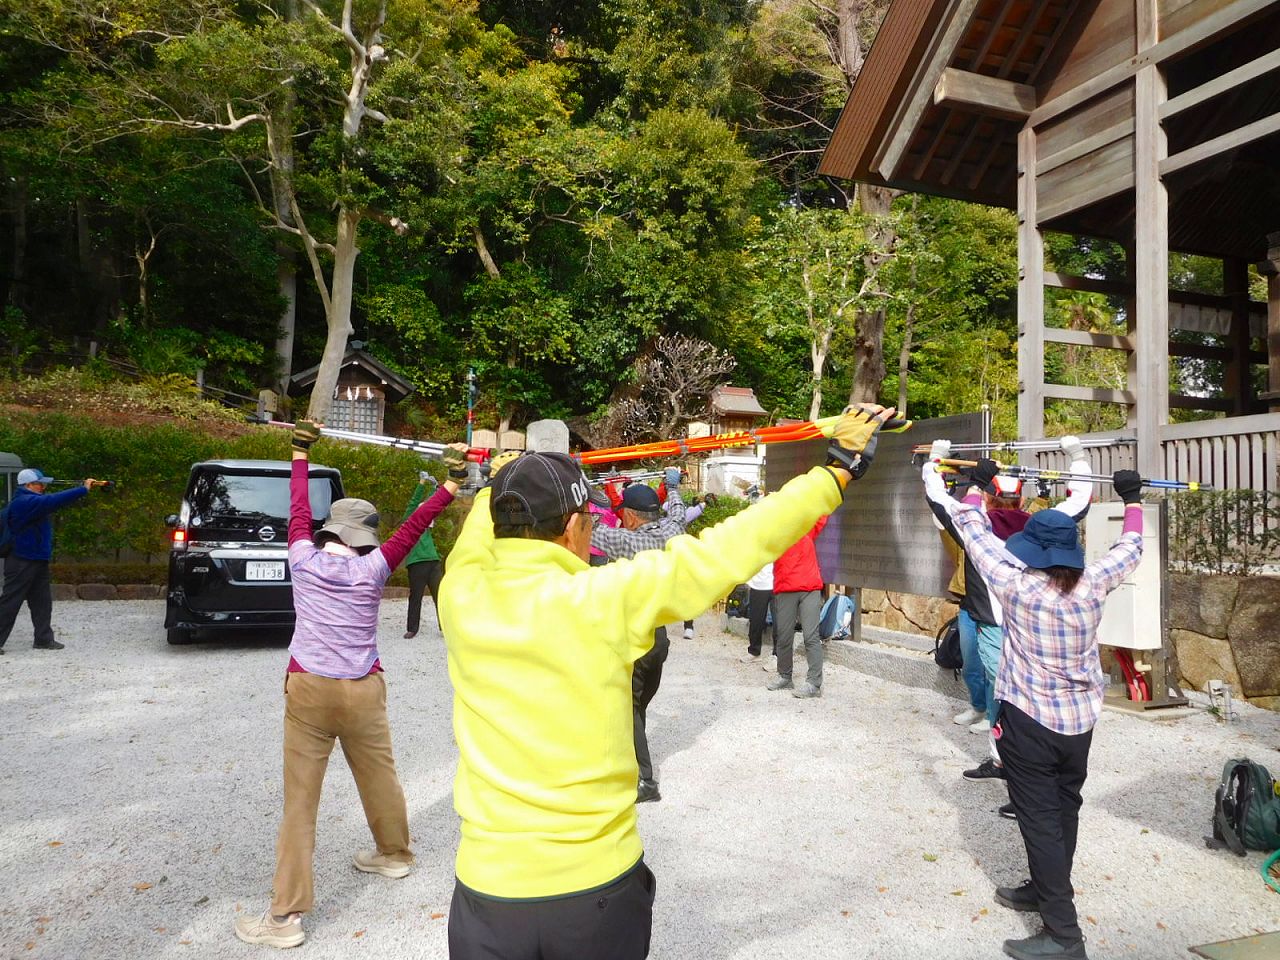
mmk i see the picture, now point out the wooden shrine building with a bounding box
[820,0,1280,490]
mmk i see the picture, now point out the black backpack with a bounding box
[1211,758,1280,855]
[933,615,963,672]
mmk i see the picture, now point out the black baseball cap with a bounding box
[490,452,610,526]
[617,483,661,513]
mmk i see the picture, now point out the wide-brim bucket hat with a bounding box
[319,497,381,550]
[1004,509,1084,570]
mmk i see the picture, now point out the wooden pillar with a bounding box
[1223,258,1253,415]
[1132,0,1168,478]
[1017,124,1045,441]
[1261,232,1280,413]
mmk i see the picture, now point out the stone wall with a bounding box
[855,574,1280,711]
[1169,573,1280,710]
[859,589,958,640]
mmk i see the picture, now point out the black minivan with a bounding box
[164,459,344,644]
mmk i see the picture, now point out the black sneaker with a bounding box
[963,758,1007,781]
[33,640,65,650]
[999,801,1017,820]
[995,879,1038,912]
[1002,931,1088,959]
[637,779,661,803]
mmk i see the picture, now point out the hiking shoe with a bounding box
[792,682,822,699]
[403,630,417,639]
[683,627,694,640]
[1002,931,1088,959]
[767,675,793,691]
[969,717,991,734]
[998,801,1017,820]
[33,640,65,650]
[995,879,1037,912]
[234,909,304,949]
[352,848,412,879]
[953,707,983,726]
[637,779,661,803]
[740,652,761,664]
[963,758,1007,781]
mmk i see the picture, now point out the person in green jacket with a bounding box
[438,403,897,960]
[401,470,445,639]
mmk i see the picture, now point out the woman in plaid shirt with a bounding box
[933,456,1146,960]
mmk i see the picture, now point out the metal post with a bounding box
[466,366,477,445]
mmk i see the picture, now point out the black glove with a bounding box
[972,458,1000,494]
[292,419,322,452]
[1113,469,1143,505]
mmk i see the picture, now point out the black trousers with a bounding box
[632,628,669,782]
[746,588,775,655]
[448,862,656,960]
[0,557,55,647]
[998,701,1093,945]
[406,559,444,634]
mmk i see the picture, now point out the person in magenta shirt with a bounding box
[234,420,468,950]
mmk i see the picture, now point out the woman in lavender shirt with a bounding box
[235,420,469,949]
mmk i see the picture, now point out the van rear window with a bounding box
[189,473,334,523]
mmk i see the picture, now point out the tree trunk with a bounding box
[809,332,831,420]
[305,206,359,421]
[848,182,896,404]
[6,176,27,314]
[897,302,915,416]
[271,112,299,397]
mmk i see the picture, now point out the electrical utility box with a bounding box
[1084,501,1164,652]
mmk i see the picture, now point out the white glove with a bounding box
[929,439,951,462]
[419,470,432,484]
[1060,435,1085,462]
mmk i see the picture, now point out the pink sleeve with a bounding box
[962,491,982,507]
[1122,504,1144,535]
[289,459,313,545]
[379,485,455,569]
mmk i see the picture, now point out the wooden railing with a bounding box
[1027,414,1280,494]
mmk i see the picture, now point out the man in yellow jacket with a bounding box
[438,404,898,959]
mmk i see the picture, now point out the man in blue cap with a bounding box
[0,469,106,653]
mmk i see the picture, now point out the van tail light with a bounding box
[172,528,188,552]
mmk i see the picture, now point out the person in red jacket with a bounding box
[766,516,828,698]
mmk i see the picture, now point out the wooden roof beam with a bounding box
[933,67,1037,120]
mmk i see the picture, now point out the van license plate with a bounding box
[245,561,285,581]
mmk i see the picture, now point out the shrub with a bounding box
[685,494,750,535]
[0,409,463,562]
[1167,488,1280,576]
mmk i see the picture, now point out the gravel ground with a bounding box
[2,600,1278,960]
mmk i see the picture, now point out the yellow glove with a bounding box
[826,404,897,480]
[442,443,471,481]
[487,450,522,479]
[292,419,322,452]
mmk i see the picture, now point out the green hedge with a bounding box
[0,410,464,563]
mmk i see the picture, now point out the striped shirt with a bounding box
[950,503,1142,735]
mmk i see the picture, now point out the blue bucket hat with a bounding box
[1004,509,1085,570]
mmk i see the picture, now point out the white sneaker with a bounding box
[683,627,694,640]
[969,718,991,734]
[234,909,305,949]
[953,707,983,726]
[739,652,761,663]
[353,848,412,879]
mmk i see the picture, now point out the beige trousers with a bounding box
[270,671,413,916]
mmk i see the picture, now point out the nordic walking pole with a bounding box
[931,458,1211,491]
[911,438,1135,455]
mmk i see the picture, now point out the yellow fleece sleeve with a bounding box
[590,466,844,659]
[445,489,496,575]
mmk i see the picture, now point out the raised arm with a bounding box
[380,485,456,569]
[1089,471,1146,593]
[1053,436,1093,520]
[287,419,323,545]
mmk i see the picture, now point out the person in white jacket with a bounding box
[742,561,775,663]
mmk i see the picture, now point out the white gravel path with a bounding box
[2,600,1278,960]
